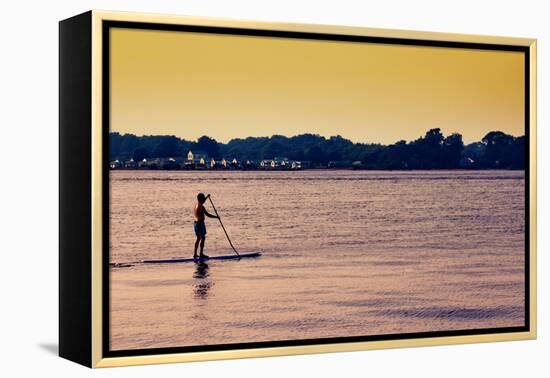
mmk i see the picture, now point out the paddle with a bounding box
[206,194,240,257]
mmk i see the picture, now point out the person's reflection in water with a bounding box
[193,261,211,300]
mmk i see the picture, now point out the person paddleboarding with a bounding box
[193,193,219,259]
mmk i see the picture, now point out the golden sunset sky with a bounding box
[110,27,525,144]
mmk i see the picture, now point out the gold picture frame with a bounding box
[59,10,537,368]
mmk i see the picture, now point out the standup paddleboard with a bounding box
[142,251,261,264]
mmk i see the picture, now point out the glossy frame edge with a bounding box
[89,9,537,368]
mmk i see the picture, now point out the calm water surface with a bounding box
[109,170,525,350]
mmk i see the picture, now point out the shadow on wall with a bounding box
[37,343,58,355]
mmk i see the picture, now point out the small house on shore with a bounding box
[124,158,136,168]
[186,150,209,168]
[109,160,122,169]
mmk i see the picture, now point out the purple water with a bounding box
[109,170,525,350]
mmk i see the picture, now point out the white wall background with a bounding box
[1,0,547,376]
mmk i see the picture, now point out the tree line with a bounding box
[109,128,525,169]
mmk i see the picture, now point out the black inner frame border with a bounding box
[102,20,531,358]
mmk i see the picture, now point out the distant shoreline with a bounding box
[110,129,525,171]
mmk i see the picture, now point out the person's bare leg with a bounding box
[194,236,201,258]
[199,236,208,258]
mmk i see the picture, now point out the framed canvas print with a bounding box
[59,10,537,368]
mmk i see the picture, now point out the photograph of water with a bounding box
[109,170,525,350]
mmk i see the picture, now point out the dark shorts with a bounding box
[194,220,206,237]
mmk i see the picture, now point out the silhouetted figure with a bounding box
[193,193,219,259]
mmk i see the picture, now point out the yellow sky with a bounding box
[110,27,525,144]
